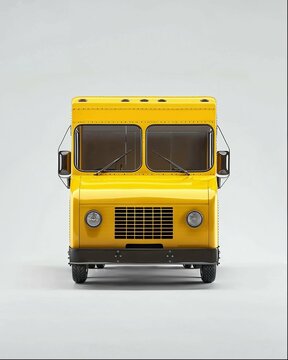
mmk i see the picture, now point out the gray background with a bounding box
[0,0,286,358]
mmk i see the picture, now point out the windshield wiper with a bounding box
[153,151,190,175]
[94,149,133,175]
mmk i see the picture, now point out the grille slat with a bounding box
[115,207,173,239]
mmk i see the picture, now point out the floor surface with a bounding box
[0,261,286,359]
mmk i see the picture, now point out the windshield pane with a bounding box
[147,125,213,172]
[75,125,141,171]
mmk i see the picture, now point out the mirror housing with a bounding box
[217,151,230,176]
[58,151,71,176]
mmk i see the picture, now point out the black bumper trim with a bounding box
[69,247,219,265]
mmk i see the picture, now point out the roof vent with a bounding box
[121,99,130,102]
[140,99,149,102]
[158,99,167,102]
[200,99,209,102]
[78,98,87,102]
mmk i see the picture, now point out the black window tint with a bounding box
[75,125,141,171]
[146,125,213,172]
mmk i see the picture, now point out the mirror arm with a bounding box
[217,125,230,152]
[217,125,230,189]
[59,176,70,189]
[217,175,230,189]
[58,126,71,189]
[58,126,71,152]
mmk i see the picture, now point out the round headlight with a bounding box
[187,211,203,228]
[85,211,102,228]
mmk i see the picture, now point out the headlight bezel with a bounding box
[85,210,102,228]
[186,211,203,228]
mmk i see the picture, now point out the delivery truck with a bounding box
[58,96,230,284]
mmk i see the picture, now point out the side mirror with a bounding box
[217,151,230,176]
[58,151,71,176]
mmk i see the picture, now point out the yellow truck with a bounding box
[58,96,230,284]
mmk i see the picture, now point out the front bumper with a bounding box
[69,247,219,265]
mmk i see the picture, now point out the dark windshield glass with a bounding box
[75,125,141,171]
[146,125,213,172]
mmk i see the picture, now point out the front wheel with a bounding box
[72,265,88,284]
[96,264,105,269]
[200,265,216,283]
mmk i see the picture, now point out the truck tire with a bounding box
[72,265,88,284]
[96,264,105,269]
[88,265,95,269]
[200,265,216,283]
[183,264,192,269]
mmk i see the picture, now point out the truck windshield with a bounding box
[147,125,213,172]
[75,125,141,171]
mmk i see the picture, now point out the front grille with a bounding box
[115,207,173,239]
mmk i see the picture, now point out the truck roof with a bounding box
[71,96,216,125]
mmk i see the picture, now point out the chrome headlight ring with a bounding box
[85,210,102,228]
[186,211,203,228]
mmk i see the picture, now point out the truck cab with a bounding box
[58,96,230,284]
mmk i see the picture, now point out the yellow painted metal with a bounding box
[69,96,218,250]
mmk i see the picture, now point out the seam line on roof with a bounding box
[72,108,214,111]
[73,121,214,124]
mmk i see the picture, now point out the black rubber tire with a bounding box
[72,265,88,284]
[183,264,192,269]
[88,265,95,269]
[193,265,201,269]
[96,264,105,269]
[200,265,216,283]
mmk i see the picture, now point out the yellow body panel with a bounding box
[69,96,218,251]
